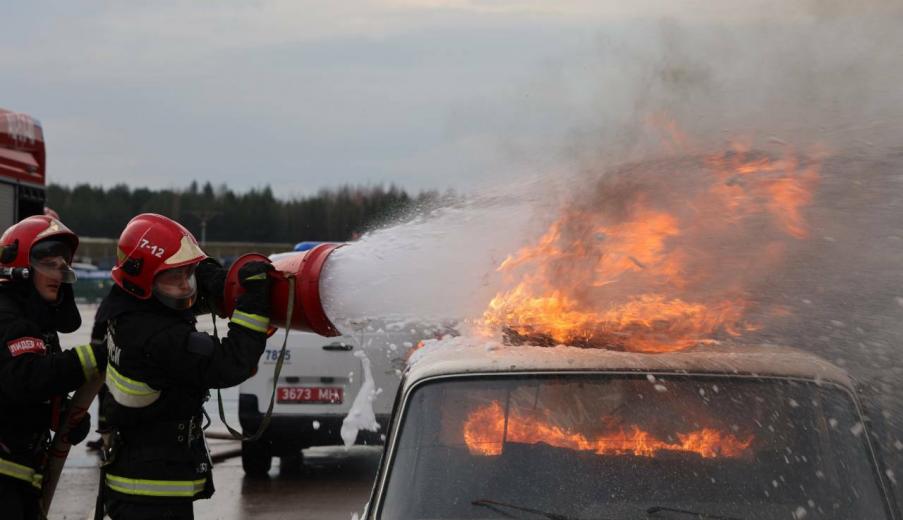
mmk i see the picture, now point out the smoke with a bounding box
[324,0,903,500]
[326,1,903,331]
[550,2,903,169]
[548,1,903,502]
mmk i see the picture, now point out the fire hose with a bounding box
[40,369,105,517]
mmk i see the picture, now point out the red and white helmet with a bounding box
[112,214,207,304]
[0,215,79,283]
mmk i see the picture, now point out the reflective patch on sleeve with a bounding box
[186,331,214,357]
[231,311,270,333]
[7,337,46,357]
[73,344,99,380]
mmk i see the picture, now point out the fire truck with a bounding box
[0,108,48,230]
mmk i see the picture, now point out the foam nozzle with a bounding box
[222,243,343,337]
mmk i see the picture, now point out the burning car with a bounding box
[363,341,897,519]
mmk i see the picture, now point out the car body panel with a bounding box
[404,342,855,391]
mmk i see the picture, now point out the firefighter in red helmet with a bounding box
[0,215,106,520]
[95,213,273,520]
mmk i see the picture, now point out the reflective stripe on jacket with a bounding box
[105,473,206,498]
[106,363,160,408]
[0,456,43,489]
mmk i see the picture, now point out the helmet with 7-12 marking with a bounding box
[111,213,207,308]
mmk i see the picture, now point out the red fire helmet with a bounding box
[0,215,79,269]
[111,213,207,299]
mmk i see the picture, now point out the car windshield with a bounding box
[378,374,891,520]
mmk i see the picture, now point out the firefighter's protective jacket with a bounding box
[0,283,99,490]
[98,283,269,503]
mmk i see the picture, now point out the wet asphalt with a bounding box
[52,445,380,520]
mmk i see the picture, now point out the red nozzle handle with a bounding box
[222,244,343,337]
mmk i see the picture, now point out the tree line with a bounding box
[47,181,442,243]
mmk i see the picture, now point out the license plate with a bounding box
[277,386,343,404]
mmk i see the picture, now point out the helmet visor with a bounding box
[153,265,198,310]
[29,239,77,284]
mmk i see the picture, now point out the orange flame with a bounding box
[480,139,821,351]
[463,401,753,459]
[707,148,819,239]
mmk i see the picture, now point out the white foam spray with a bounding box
[320,182,559,330]
[340,350,381,447]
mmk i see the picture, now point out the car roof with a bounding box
[404,338,855,391]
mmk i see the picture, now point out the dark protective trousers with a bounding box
[0,476,40,520]
[106,499,194,520]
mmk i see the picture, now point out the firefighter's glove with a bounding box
[195,257,227,298]
[235,261,274,318]
[68,412,91,445]
[239,261,274,290]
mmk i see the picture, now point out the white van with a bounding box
[237,320,448,476]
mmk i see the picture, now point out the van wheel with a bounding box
[241,440,272,477]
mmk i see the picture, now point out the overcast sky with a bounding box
[1,0,890,196]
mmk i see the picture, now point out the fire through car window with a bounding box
[378,375,891,520]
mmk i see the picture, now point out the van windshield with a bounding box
[379,374,891,520]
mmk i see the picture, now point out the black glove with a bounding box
[239,261,274,288]
[68,412,91,445]
[235,261,274,317]
[195,257,227,298]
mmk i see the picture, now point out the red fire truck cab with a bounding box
[0,108,48,230]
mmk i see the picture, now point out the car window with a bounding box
[378,374,891,520]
